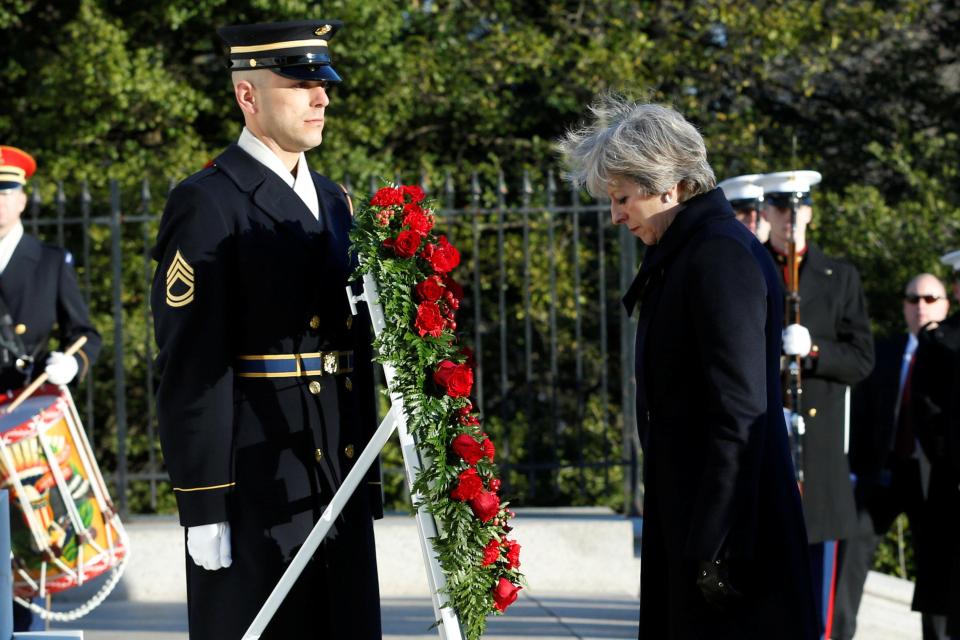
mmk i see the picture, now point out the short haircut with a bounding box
[557,93,716,200]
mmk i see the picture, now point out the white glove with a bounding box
[187,522,232,571]
[782,324,812,357]
[44,351,79,385]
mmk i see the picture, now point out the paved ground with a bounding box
[44,585,921,639]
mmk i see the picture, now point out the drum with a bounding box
[0,384,128,599]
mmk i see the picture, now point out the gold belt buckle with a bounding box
[322,352,339,375]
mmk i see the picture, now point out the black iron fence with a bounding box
[19,171,644,517]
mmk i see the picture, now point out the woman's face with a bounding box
[606,177,679,245]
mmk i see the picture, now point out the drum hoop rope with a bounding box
[13,554,128,622]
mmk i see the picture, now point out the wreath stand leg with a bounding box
[242,274,463,640]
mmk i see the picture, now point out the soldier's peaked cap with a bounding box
[940,249,960,272]
[718,174,764,204]
[217,20,342,83]
[756,170,822,196]
[0,146,36,191]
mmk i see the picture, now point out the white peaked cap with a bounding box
[755,170,823,194]
[718,174,764,201]
[940,249,960,272]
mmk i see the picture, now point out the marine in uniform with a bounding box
[0,145,102,630]
[150,21,381,639]
[757,170,875,638]
[910,251,960,638]
[717,173,770,243]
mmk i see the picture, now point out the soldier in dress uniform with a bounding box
[718,173,770,243]
[150,20,381,639]
[0,145,102,630]
[910,250,960,638]
[756,170,875,639]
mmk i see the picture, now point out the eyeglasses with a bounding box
[904,294,945,304]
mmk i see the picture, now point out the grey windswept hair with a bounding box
[557,94,716,200]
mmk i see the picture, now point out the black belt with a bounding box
[235,351,353,378]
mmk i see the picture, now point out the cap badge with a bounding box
[314,24,331,36]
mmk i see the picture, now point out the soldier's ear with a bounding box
[234,78,258,116]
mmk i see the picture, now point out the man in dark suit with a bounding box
[833,273,950,639]
[758,170,875,639]
[911,253,960,638]
[0,145,102,631]
[151,21,381,639]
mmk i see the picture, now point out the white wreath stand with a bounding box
[242,272,464,639]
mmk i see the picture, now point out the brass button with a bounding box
[344,376,353,391]
[808,408,817,418]
[308,380,322,395]
[14,324,26,335]
[344,444,355,459]
[249,58,258,67]
[314,448,323,463]
[309,315,321,329]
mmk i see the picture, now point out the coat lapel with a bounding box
[798,245,831,304]
[0,234,41,319]
[214,144,326,246]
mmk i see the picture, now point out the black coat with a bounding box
[0,233,101,390]
[626,188,818,640]
[151,144,381,640]
[768,243,875,543]
[849,334,930,489]
[911,312,960,627]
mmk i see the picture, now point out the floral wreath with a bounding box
[350,184,524,639]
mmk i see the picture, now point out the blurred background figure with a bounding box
[718,173,770,242]
[910,252,960,639]
[835,273,950,639]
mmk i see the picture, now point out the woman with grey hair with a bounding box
[559,95,819,639]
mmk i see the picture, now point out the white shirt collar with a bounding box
[237,127,319,219]
[0,221,24,275]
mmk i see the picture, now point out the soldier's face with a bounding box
[762,203,812,245]
[252,72,330,153]
[0,189,26,236]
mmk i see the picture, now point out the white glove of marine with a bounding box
[44,351,79,385]
[782,324,812,357]
[186,522,232,571]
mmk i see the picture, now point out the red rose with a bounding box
[492,577,521,612]
[434,360,473,398]
[428,236,461,273]
[403,209,434,236]
[443,275,464,301]
[392,229,422,259]
[451,433,484,465]
[371,186,404,206]
[415,276,444,302]
[460,413,480,427]
[415,301,444,338]
[505,539,521,570]
[469,490,500,522]
[481,437,495,462]
[450,467,484,501]
[481,538,501,567]
[422,243,435,258]
[402,184,426,203]
[489,478,501,492]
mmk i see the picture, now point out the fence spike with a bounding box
[497,169,507,196]
[55,181,66,206]
[522,170,532,196]
[141,176,152,204]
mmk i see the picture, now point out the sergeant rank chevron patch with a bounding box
[166,249,195,307]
